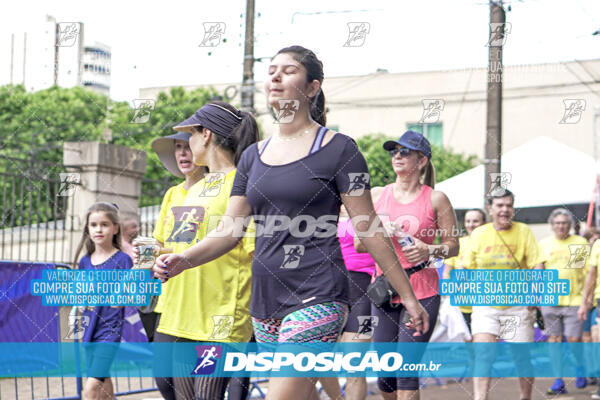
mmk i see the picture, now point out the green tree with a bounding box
[355,133,477,188]
[0,85,107,228]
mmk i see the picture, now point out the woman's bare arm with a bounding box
[354,186,384,253]
[430,190,459,258]
[153,195,252,280]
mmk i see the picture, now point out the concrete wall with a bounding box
[139,59,600,159]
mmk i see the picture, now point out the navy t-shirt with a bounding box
[78,251,132,342]
[231,132,370,319]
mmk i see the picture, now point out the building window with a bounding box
[406,123,443,147]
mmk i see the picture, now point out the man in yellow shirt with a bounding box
[580,228,600,399]
[540,208,590,394]
[469,189,544,400]
[444,208,486,331]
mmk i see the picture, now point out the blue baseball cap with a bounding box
[383,130,432,159]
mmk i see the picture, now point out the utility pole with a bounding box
[10,34,14,85]
[484,1,505,206]
[54,21,59,85]
[23,32,27,88]
[241,0,255,113]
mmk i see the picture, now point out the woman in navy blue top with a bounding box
[155,45,429,399]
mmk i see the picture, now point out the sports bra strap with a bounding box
[258,137,272,155]
[309,126,328,155]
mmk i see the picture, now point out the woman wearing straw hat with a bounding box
[136,131,206,400]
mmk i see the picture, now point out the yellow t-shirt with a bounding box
[539,235,590,306]
[445,235,472,314]
[152,182,191,314]
[156,170,254,342]
[590,240,600,299]
[468,222,544,309]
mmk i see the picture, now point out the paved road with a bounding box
[116,377,599,399]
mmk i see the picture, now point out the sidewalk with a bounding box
[117,377,599,399]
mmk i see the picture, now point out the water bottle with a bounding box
[394,228,430,270]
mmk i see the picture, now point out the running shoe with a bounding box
[591,388,600,399]
[548,378,567,395]
[576,376,588,389]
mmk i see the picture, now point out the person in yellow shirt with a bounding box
[580,229,600,399]
[154,101,258,400]
[137,131,207,399]
[539,208,590,394]
[444,208,486,331]
[469,189,544,400]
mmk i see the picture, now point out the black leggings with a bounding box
[372,295,440,392]
[153,313,233,400]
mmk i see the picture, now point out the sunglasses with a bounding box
[388,148,412,158]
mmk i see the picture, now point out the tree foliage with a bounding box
[0,85,477,228]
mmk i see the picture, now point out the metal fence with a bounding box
[0,156,80,265]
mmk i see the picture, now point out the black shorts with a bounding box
[344,271,373,333]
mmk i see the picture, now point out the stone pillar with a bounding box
[62,141,146,260]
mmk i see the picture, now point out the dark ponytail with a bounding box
[276,45,326,126]
[208,101,259,166]
[231,112,259,165]
[311,89,326,126]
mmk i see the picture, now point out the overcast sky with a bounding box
[1,0,598,102]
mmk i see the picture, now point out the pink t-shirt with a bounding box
[374,184,438,302]
[337,218,375,275]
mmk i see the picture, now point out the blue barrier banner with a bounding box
[1,342,600,378]
[439,269,569,306]
[0,262,60,342]
[30,269,161,306]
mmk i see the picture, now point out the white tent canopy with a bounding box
[436,136,597,209]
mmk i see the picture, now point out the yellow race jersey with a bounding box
[152,182,191,314]
[156,170,254,342]
[539,235,590,306]
[445,235,472,314]
[468,222,544,309]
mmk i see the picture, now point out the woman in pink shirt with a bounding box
[338,207,376,400]
[355,131,459,400]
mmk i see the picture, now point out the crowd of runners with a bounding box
[71,45,600,400]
